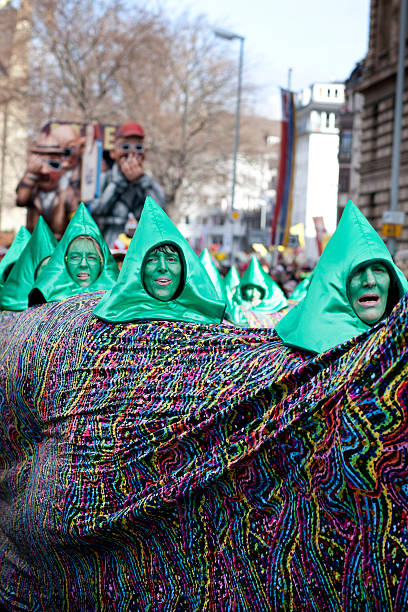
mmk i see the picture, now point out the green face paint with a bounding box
[241,283,264,305]
[349,262,390,325]
[143,247,182,301]
[66,237,102,287]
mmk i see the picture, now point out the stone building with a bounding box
[0,0,32,235]
[357,0,408,251]
[337,61,365,222]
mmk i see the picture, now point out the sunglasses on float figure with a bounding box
[46,159,63,171]
[119,143,144,154]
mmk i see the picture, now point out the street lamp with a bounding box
[214,28,245,263]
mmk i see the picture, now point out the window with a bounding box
[338,168,350,193]
[340,131,352,156]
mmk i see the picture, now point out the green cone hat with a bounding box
[275,200,408,353]
[239,256,288,312]
[94,197,226,324]
[0,226,30,287]
[224,265,241,300]
[0,217,57,311]
[29,203,119,305]
[199,249,228,302]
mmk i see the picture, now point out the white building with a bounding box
[292,82,345,262]
[177,117,280,263]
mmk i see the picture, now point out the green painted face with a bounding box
[35,256,51,279]
[242,283,264,305]
[66,237,102,287]
[143,246,182,301]
[349,262,390,325]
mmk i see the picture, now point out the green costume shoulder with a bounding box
[290,276,311,302]
[94,197,226,324]
[29,203,118,305]
[239,256,288,313]
[0,218,56,311]
[0,226,30,288]
[275,200,408,353]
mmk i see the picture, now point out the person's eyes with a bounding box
[373,266,386,273]
[69,255,81,262]
[167,257,177,262]
[88,255,98,261]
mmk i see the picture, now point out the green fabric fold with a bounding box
[0,217,57,311]
[94,197,226,324]
[275,200,408,353]
[29,203,118,305]
[198,249,228,302]
[0,227,30,288]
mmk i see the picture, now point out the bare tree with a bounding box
[30,0,163,125]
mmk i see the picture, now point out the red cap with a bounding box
[117,121,145,139]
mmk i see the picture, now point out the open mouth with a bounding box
[155,277,172,285]
[77,273,90,279]
[358,294,380,306]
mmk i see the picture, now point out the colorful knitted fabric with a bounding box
[0,292,407,610]
[235,303,289,327]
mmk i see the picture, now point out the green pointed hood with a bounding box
[94,197,226,324]
[0,226,30,287]
[223,264,242,325]
[224,265,241,298]
[275,200,408,353]
[239,256,288,312]
[29,203,119,305]
[0,218,57,311]
[199,249,228,302]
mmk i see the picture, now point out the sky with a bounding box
[161,0,371,118]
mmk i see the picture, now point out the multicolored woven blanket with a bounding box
[0,292,407,610]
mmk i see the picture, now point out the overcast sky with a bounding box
[162,0,371,118]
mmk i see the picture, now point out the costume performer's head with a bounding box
[0,217,56,311]
[0,227,31,288]
[275,200,408,354]
[239,256,287,312]
[93,197,226,325]
[29,203,119,306]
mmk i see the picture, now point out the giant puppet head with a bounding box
[29,133,64,192]
[51,124,84,171]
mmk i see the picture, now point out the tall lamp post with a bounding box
[214,28,245,264]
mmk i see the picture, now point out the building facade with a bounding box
[357,0,408,251]
[292,82,345,262]
[337,61,365,222]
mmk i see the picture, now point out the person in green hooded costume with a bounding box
[224,265,241,304]
[0,226,31,288]
[239,256,288,312]
[94,197,226,325]
[29,203,119,305]
[275,200,408,354]
[0,217,57,311]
